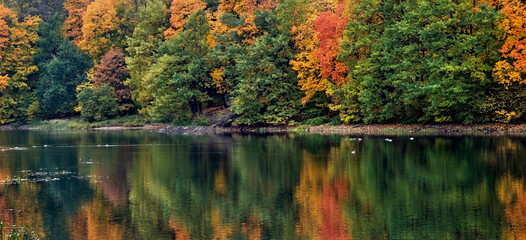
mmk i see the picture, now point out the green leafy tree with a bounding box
[337,0,386,123]
[76,84,118,121]
[147,10,213,122]
[230,11,301,125]
[339,0,501,123]
[37,40,92,118]
[1,0,64,20]
[125,0,170,115]
[26,13,66,121]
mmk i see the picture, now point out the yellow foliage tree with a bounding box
[284,0,339,104]
[0,4,40,124]
[79,0,118,61]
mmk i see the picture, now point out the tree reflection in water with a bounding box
[0,131,523,239]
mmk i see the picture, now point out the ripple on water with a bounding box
[0,169,103,185]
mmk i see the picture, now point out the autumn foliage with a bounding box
[93,49,134,113]
[79,0,118,60]
[164,0,206,39]
[313,0,348,85]
[0,4,40,123]
[63,0,92,44]
[1,0,526,125]
[491,0,526,87]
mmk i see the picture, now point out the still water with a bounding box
[0,130,523,239]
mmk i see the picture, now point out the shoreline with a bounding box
[160,124,526,136]
[4,123,526,136]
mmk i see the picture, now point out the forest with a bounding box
[0,0,525,126]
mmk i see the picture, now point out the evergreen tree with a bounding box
[38,40,92,118]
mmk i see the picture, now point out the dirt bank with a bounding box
[5,122,526,136]
[159,124,526,136]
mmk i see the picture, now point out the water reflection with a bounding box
[0,131,524,239]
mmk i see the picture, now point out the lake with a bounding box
[0,130,523,239]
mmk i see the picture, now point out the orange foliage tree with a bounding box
[237,0,278,44]
[164,0,206,39]
[63,0,92,44]
[313,0,348,85]
[490,0,526,87]
[281,0,339,104]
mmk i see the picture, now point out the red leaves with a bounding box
[314,1,348,85]
[93,49,133,112]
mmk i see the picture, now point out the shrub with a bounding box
[76,85,118,122]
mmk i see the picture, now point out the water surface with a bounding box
[0,131,523,239]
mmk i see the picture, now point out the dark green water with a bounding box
[0,131,524,239]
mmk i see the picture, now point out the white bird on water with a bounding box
[385,138,393,142]
[80,158,93,164]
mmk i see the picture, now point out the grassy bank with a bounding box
[19,115,150,130]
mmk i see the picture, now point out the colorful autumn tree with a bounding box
[63,0,91,44]
[93,49,134,114]
[164,0,206,39]
[491,0,526,85]
[482,0,526,122]
[313,0,348,86]
[79,0,118,60]
[0,5,40,124]
[278,0,338,104]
